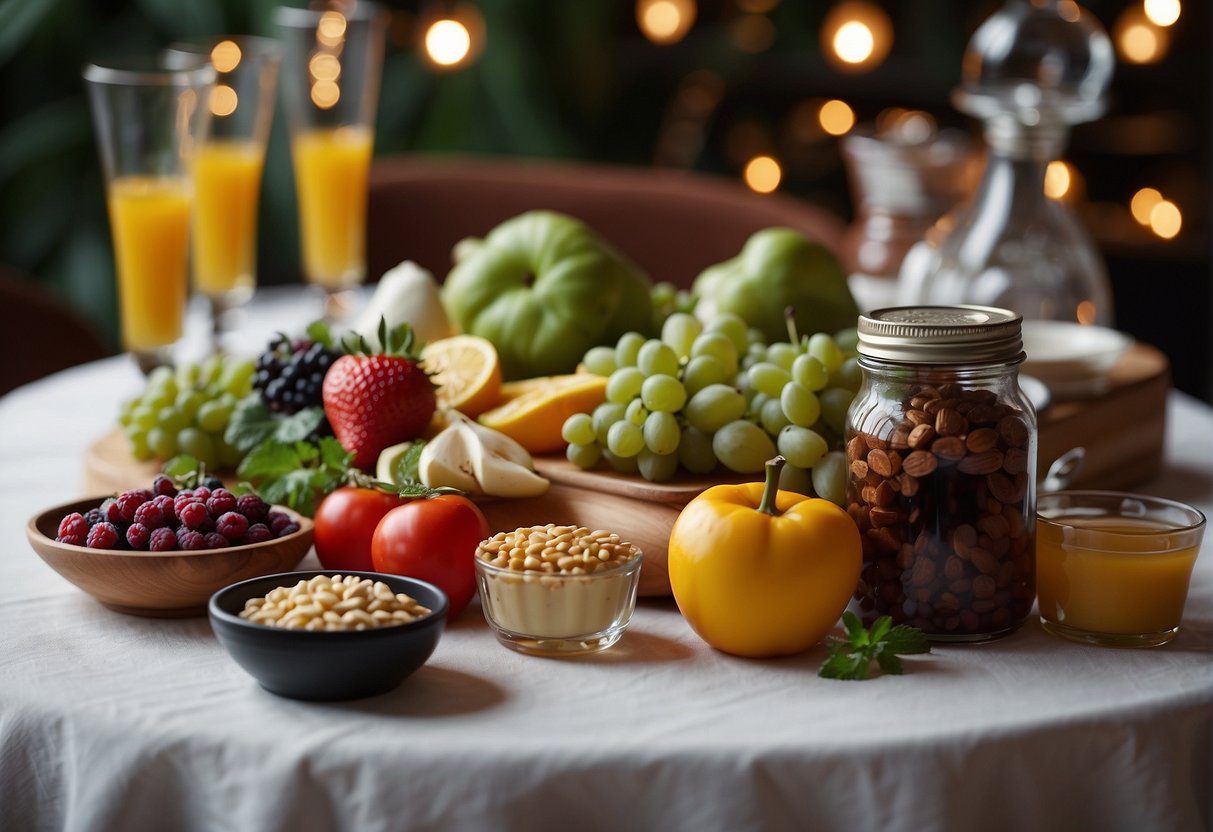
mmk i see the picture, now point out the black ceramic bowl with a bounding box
[209,570,448,701]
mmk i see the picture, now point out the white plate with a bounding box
[1021,321,1133,399]
[1018,373,1052,414]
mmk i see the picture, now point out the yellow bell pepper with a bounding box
[668,456,861,657]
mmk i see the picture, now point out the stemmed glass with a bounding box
[84,59,215,373]
[274,2,387,321]
[164,37,282,352]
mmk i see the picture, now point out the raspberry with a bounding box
[149,527,177,551]
[203,476,224,491]
[173,491,197,516]
[84,508,104,527]
[276,522,301,538]
[103,498,123,524]
[192,486,212,502]
[216,511,249,542]
[58,512,89,540]
[86,522,119,549]
[152,495,177,524]
[133,502,165,529]
[57,534,85,546]
[126,523,151,550]
[236,494,269,521]
[204,532,229,549]
[267,511,291,534]
[179,501,210,530]
[116,490,150,522]
[177,529,206,551]
[244,523,272,544]
[151,475,177,498]
[207,489,238,516]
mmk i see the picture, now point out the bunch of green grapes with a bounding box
[117,355,255,469]
[563,312,859,505]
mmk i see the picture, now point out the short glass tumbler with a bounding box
[1037,491,1205,647]
[475,555,642,656]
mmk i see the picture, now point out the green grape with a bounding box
[625,398,648,426]
[834,327,860,355]
[638,448,679,482]
[175,390,204,420]
[807,332,844,373]
[811,451,848,506]
[792,354,829,392]
[175,363,201,391]
[690,332,739,375]
[778,462,815,497]
[218,358,255,397]
[712,419,777,474]
[733,367,754,398]
[760,398,791,434]
[607,367,645,404]
[777,425,829,469]
[216,436,243,468]
[199,354,224,385]
[118,397,138,427]
[177,428,217,468]
[603,448,639,474]
[642,411,681,455]
[780,382,821,428]
[829,357,863,392]
[746,342,766,361]
[685,384,746,433]
[747,391,769,418]
[678,426,717,473]
[748,362,791,397]
[615,332,646,367]
[819,388,854,434]
[147,365,175,390]
[706,313,749,353]
[607,420,645,458]
[661,312,703,358]
[562,413,596,446]
[683,355,728,397]
[765,342,798,371]
[592,403,627,444]
[197,400,234,433]
[131,405,157,430]
[157,406,189,434]
[583,346,617,377]
[673,289,695,314]
[144,389,175,410]
[747,327,766,346]
[147,427,178,460]
[126,426,152,462]
[567,441,602,469]
[640,374,687,413]
[651,281,676,308]
[637,340,679,377]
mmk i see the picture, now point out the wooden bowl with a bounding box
[26,498,314,618]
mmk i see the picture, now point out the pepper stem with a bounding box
[784,306,799,345]
[757,456,787,516]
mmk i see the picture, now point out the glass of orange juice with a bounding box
[1037,491,1206,647]
[164,37,281,349]
[84,59,215,372]
[275,2,387,319]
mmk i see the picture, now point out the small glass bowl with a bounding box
[1036,491,1205,647]
[474,554,643,656]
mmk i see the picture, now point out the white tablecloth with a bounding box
[1,296,1210,832]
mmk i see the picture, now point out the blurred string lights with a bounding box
[419,3,485,69]
[1130,187,1183,239]
[637,0,697,45]
[208,40,242,117]
[1115,0,1180,64]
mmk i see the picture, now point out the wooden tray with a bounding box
[83,342,1170,597]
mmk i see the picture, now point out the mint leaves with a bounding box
[224,396,326,454]
[237,437,354,517]
[818,612,930,681]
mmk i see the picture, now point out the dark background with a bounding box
[0,0,1208,399]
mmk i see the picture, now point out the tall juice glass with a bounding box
[165,38,281,348]
[85,60,215,372]
[275,2,386,318]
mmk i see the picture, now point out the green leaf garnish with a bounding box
[818,612,930,681]
[306,319,334,349]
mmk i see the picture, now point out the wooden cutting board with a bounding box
[82,342,1170,597]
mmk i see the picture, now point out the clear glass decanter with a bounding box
[898,0,1116,325]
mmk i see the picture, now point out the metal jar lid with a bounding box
[857,305,1024,365]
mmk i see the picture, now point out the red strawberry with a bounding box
[322,323,436,470]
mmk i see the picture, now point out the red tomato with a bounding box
[313,487,403,572]
[371,495,488,618]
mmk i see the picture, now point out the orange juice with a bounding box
[1036,515,1200,637]
[107,176,192,351]
[292,126,372,289]
[193,140,264,297]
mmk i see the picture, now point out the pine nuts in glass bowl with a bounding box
[239,574,432,632]
[474,524,643,655]
[209,571,448,701]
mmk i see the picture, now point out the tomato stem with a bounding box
[757,456,786,516]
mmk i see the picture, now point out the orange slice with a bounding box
[498,372,599,404]
[422,335,503,418]
[478,375,608,453]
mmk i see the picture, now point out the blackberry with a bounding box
[254,335,339,415]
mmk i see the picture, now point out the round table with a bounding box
[1,298,1210,831]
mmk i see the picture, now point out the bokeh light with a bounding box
[637,0,696,45]
[1115,8,1169,64]
[818,99,855,136]
[1076,301,1097,325]
[1044,161,1072,200]
[743,155,782,194]
[210,40,241,73]
[425,19,472,66]
[316,11,347,48]
[822,2,893,72]
[1144,0,1180,27]
[730,13,776,53]
[310,80,340,109]
[834,21,874,64]
[1130,187,1163,225]
[309,53,341,82]
[1148,199,1182,239]
[209,84,238,117]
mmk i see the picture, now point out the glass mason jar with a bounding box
[845,306,1037,641]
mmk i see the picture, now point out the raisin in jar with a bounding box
[846,306,1037,641]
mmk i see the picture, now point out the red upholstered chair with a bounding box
[367,157,845,288]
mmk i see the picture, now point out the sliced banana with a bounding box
[418,426,479,493]
[419,412,550,498]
